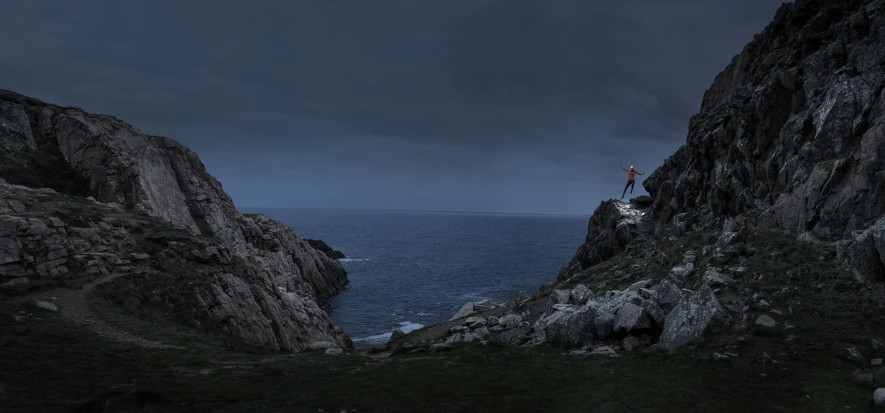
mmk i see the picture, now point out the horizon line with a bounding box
[237,205,594,217]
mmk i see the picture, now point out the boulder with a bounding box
[594,289,663,340]
[499,321,532,346]
[659,286,730,350]
[35,300,57,312]
[569,284,593,305]
[875,388,885,408]
[651,279,684,313]
[497,314,523,330]
[704,268,735,287]
[530,302,598,347]
[755,315,777,328]
[464,316,487,329]
[549,289,571,305]
[450,299,489,321]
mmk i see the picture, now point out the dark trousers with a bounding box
[622,180,635,197]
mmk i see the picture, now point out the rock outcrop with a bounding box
[434,0,885,355]
[641,0,884,278]
[564,196,650,277]
[0,90,350,351]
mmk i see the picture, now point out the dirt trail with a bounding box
[23,274,178,349]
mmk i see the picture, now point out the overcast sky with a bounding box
[0,0,784,214]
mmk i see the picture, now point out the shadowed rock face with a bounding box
[640,0,884,277]
[564,196,651,277]
[0,90,350,351]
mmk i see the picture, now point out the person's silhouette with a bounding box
[620,163,644,198]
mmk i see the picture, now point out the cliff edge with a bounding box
[0,89,350,351]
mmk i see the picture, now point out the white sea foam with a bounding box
[397,321,424,334]
[338,258,370,263]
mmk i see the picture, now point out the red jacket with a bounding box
[622,166,643,181]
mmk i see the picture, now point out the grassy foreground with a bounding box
[1,296,883,413]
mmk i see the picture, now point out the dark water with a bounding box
[250,208,587,347]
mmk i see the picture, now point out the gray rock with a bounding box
[704,268,735,287]
[589,346,619,357]
[562,200,647,277]
[669,262,694,281]
[874,388,885,407]
[446,332,481,344]
[464,316,487,329]
[450,300,489,321]
[307,341,337,351]
[531,302,597,346]
[430,343,453,352]
[843,347,864,363]
[497,314,523,329]
[35,300,57,312]
[499,323,531,346]
[569,284,593,305]
[755,315,777,328]
[594,289,663,340]
[550,289,571,305]
[651,279,684,313]
[514,291,531,306]
[324,348,344,356]
[872,358,883,367]
[659,286,729,350]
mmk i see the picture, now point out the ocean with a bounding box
[250,208,588,348]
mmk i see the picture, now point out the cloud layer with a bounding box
[0,0,784,213]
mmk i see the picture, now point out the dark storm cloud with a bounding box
[0,0,784,213]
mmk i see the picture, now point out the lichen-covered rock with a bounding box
[594,288,664,340]
[529,302,598,347]
[659,286,730,350]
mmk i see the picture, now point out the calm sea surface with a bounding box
[248,208,587,348]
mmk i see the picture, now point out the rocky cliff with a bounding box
[0,89,350,351]
[643,0,885,278]
[420,0,884,356]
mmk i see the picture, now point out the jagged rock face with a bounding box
[0,90,350,351]
[565,198,649,276]
[643,0,884,276]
